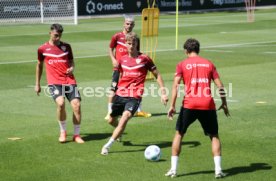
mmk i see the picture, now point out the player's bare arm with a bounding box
[35,60,43,96]
[109,47,119,67]
[167,76,182,120]
[66,59,74,75]
[214,78,230,117]
[151,69,168,105]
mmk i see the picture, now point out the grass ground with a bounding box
[0,9,275,181]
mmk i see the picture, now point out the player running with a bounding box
[105,15,151,121]
[101,32,168,155]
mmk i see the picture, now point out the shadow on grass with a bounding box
[177,163,272,178]
[150,112,179,117]
[111,141,200,154]
[81,133,111,141]
[82,132,128,142]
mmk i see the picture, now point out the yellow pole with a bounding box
[175,0,179,50]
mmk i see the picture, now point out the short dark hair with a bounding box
[183,38,200,54]
[50,23,63,33]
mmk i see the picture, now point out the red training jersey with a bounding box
[37,41,76,85]
[109,32,128,61]
[116,53,156,99]
[175,56,219,110]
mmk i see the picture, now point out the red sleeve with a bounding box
[211,64,220,80]
[145,56,156,71]
[37,47,44,62]
[175,62,183,77]
[109,34,117,49]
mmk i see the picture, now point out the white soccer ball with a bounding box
[144,145,161,161]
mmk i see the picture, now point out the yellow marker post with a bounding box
[141,4,160,80]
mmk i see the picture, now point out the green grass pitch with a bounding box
[0,9,275,181]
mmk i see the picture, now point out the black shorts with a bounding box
[176,107,218,136]
[110,95,141,117]
[48,84,81,102]
[110,70,120,92]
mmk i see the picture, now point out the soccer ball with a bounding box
[144,145,161,161]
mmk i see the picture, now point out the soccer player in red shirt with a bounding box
[35,24,84,144]
[105,16,151,121]
[165,38,230,178]
[101,32,168,155]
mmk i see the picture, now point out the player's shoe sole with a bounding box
[215,172,227,179]
[73,135,85,144]
[101,147,109,155]
[165,169,177,178]
[59,131,66,143]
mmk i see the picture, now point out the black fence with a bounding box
[78,0,276,16]
[0,0,275,18]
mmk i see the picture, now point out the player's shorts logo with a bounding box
[128,107,133,111]
[54,89,59,95]
[112,82,117,88]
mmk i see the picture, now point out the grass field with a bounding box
[0,9,276,181]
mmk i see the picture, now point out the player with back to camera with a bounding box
[35,23,84,144]
[105,15,151,121]
[101,32,168,155]
[165,38,230,178]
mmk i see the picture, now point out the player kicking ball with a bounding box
[101,32,168,155]
[35,24,84,144]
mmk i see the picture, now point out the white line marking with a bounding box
[202,40,276,49]
[203,50,233,53]
[1,40,276,65]
[27,85,47,88]
[0,48,176,65]
[263,52,276,54]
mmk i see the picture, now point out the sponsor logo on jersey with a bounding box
[191,78,209,84]
[61,46,67,51]
[136,58,141,64]
[186,63,209,70]
[48,59,67,65]
[46,48,51,51]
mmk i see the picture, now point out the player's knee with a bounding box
[56,98,65,109]
[122,111,132,118]
[71,99,81,111]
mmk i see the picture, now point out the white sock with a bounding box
[74,124,80,135]
[171,156,179,171]
[104,138,115,148]
[58,120,66,132]
[108,103,113,112]
[214,156,222,174]
[137,103,142,112]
